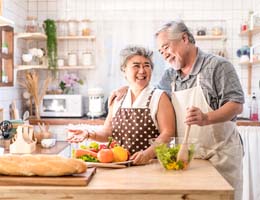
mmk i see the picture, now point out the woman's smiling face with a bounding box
[124,55,152,91]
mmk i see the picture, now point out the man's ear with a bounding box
[182,33,188,43]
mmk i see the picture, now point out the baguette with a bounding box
[0,154,87,176]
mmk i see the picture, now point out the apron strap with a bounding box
[196,73,200,86]
[118,93,127,109]
[145,89,156,108]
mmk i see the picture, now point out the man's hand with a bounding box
[108,86,128,106]
[185,106,208,126]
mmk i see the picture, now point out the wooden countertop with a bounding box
[0,159,233,200]
[29,117,260,126]
[4,141,69,154]
[29,117,105,125]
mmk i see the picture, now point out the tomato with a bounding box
[97,149,114,163]
[98,144,107,151]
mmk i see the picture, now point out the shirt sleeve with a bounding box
[213,60,245,107]
[155,68,174,97]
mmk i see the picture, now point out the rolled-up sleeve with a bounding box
[213,60,245,107]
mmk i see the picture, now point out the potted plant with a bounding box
[43,19,57,73]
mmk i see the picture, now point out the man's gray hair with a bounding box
[120,45,154,71]
[155,20,195,44]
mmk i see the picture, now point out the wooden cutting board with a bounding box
[0,167,96,186]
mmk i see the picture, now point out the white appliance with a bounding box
[40,95,83,117]
[87,88,105,117]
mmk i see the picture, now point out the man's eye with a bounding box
[144,65,151,68]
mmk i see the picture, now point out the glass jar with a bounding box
[25,16,38,33]
[68,20,78,36]
[80,19,91,36]
[68,53,77,66]
[196,27,207,36]
[82,52,92,66]
[56,20,67,36]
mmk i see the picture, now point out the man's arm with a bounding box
[185,102,243,126]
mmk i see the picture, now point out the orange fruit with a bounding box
[112,146,128,162]
[97,149,114,163]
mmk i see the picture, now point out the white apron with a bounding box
[171,75,243,200]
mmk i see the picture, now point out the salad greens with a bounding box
[155,143,195,170]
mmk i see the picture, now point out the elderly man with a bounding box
[155,20,244,200]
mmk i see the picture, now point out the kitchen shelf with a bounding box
[239,26,260,95]
[15,32,47,40]
[15,32,96,41]
[194,35,227,40]
[15,65,95,71]
[239,26,260,36]
[239,60,260,65]
[58,35,96,40]
[0,16,14,26]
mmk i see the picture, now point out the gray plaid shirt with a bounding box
[157,48,244,120]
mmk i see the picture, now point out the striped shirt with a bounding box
[156,48,244,120]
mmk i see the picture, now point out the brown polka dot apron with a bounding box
[112,89,160,155]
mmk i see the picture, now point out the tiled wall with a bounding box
[0,0,27,120]
[26,0,260,116]
[1,0,260,119]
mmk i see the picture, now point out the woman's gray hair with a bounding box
[155,20,195,44]
[120,46,154,71]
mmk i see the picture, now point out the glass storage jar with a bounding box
[82,52,92,66]
[80,19,91,36]
[25,16,38,33]
[68,20,78,36]
[68,53,77,66]
[56,20,68,36]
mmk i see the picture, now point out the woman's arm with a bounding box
[145,92,176,157]
[67,102,115,143]
[131,92,176,164]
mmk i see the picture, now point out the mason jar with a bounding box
[68,20,79,36]
[56,20,68,36]
[68,53,77,66]
[80,19,91,36]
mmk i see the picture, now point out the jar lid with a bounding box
[27,16,37,20]
[88,88,104,96]
[56,19,67,23]
[68,19,79,22]
[81,19,92,22]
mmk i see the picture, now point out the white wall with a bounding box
[27,0,258,94]
[0,0,27,120]
[1,0,260,119]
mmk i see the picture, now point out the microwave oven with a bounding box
[40,95,83,117]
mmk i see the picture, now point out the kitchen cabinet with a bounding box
[0,159,233,200]
[15,32,96,70]
[0,25,13,87]
[239,26,260,95]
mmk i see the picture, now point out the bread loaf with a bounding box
[0,154,87,176]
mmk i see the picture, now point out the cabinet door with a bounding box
[0,25,13,87]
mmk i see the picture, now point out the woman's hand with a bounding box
[130,150,151,165]
[67,129,88,143]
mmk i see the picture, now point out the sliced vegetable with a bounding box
[74,149,98,158]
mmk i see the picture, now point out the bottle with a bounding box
[250,92,259,121]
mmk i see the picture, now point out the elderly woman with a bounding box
[67,46,176,165]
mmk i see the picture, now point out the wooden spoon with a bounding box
[177,125,191,163]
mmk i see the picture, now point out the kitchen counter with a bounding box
[4,141,69,154]
[29,117,106,125]
[0,159,233,200]
[29,117,260,126]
